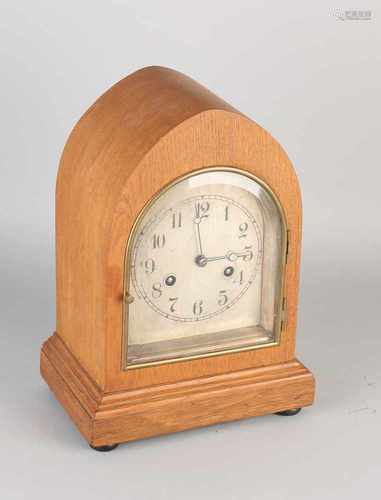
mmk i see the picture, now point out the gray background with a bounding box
[0,1,380,499]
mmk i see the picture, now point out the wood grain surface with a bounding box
[41,333,315,447]
[42,66,314,445]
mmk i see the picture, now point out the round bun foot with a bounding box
[276,407,302,416]
[90,443,119,452]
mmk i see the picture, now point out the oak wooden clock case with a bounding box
[40,66,315,451]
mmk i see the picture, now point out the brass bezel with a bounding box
[122,166,287,370]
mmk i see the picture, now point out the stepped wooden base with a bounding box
[41,334,315,448]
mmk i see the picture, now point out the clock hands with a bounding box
[195,248,253,267]
[193,201,209,266]
[194,213,204,257]
[193,200,253,268]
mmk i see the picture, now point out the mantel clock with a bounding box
[41,66,315,450]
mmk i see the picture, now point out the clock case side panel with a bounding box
[51,67,236,388]
[107,109,303,392]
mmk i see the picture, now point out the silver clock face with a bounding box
[131,194,262,322]
[125,168,285,367]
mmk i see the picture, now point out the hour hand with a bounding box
[195,253,228,267]
[198,248,253,266]
[226,249,253,262]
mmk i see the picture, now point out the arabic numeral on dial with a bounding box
[153,233,166,249]
[196,200,210,219]
[238,222,248,238]
[233,270,244,285]
[172,211,182,229]
[152,282,162,299]
[144,258,155,274]
[218,290,228,306]
[193,300,203,316]
[169,297,178,312]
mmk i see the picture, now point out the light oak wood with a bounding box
[41,333,314,446]
[41,66,315,446]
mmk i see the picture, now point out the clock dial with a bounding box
[131,195,262,322]
[125,168,285,367]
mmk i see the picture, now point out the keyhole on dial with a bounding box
[165,275,176,286]
[224,266,234,277]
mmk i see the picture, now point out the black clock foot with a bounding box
[276,407,302,416]
[90,443,119,452]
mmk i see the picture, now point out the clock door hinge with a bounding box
[281,297,287,331]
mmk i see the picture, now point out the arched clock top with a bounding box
[42,67,313,450]
[54,67,302,389]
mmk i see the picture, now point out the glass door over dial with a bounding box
[123,168,286,368]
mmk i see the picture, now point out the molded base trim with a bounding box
[41,333,315,447]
